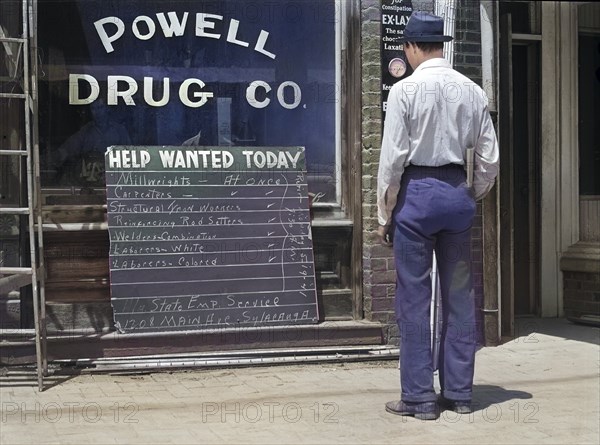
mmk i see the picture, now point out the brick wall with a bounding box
[361,0,395,342]
[360,0,487,345]
[454,0,483,83]
[453,0,485,344]
[360,0,434,345]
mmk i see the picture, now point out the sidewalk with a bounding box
[1,318,598,444]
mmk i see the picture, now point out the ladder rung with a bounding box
[0,93,26,99]
[0,267,33,275]
[0,36,26,44]
[0,150,28,156]
[0,207,30,215]
[38,221,108,231]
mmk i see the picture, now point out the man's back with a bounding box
[387,57,488,168]
[378,57,498,227]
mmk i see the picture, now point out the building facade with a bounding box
[1,0,598,364]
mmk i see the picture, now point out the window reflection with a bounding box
[38,0,339,203]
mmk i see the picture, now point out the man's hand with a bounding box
[377,224,393,247]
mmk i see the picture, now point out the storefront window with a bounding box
[38,0,340,204]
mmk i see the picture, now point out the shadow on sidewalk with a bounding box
[513,317,600,346]
[470,384,532,412]
[0,366,78,391]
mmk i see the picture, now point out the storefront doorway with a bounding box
[498,2,541,338]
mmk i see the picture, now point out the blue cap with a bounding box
[399,11,453,43]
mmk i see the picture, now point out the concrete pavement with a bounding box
[1,318,598,444]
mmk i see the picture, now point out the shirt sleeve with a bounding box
[377,85,411,226]
[472,102,499,201]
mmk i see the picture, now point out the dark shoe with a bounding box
[385,400,439,420]
[438,396,472,414]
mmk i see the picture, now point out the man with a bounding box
[377,11,499,420]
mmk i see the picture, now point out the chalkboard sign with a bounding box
[381,0,413,126]
[104,146,319,333]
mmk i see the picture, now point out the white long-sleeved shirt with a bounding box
[377,58,499,226]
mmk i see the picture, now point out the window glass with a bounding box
[38,0,339,203]
[499,1,539,35]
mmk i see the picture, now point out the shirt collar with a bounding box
[413,58,451,73]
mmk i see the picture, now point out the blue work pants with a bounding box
[392,165,477,403]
